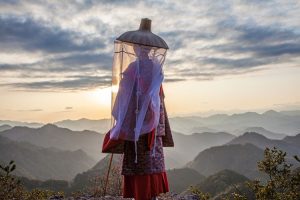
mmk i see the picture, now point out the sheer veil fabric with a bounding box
[110,41,167,142]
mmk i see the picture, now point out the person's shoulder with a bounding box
[123,61,137,75]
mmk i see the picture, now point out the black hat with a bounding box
[116,18,169,49]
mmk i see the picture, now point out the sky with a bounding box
[0,0,300,123]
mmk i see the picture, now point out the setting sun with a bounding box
[87,87,112,106]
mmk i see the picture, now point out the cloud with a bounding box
[209,22,300,57]
[0,0,19,5]
[201,57,270,69]
[16,109,43,112]
[0,15,105,53]
[164,78,186,82]
[0,0,299,91]
[0,14,113,91]
[0,52,112,73]
[54,53,112,71]
[0,75,111,91]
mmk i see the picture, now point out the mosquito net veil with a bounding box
[110,41,167,143]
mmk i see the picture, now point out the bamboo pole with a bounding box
[104,153,114,196]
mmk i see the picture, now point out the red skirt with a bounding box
[123,171,169,200]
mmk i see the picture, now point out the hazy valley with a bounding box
[1,109,300,198]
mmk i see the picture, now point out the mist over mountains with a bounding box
[228,132,300,157]
[0,124,12,132]
[0,109,299,196]
[169,110,300,136]
[165,131,235,168]
[0,135,95,181]
[1,110,299,136]
[0,123,235,170]
[0,124,105,161]
[187,143,265,179]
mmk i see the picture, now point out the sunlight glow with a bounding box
[88,87,112,106]
[111,85,119,93]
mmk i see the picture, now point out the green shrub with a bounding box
[248,147,300,200]
[0,160,64,200]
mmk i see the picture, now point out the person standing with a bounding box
[102,18,174,200]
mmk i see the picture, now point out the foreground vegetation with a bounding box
[1,147,299,200]
[189,147,300,200]
[0,161,64,200]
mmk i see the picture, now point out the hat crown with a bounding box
[139,18,151,32]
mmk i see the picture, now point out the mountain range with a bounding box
[165,131,235,168]
[187,143,265,179]
[1,109,299,191]
[169,110,300,136]
[186,131,300,180]
[1,122,299,181]
[283,134,300,148]
[167,167,205,193]
[0,124,105,161]
[54,118,110,133]
[1,110,299,136]
[228,132,300,158]
[2,128,299,197]
[232,126,286,139]
[0,124,12,132]
[190,169,254,200]
[0,123,236,169]
[0,135,95,181]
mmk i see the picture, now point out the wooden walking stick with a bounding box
[104,153,114,196]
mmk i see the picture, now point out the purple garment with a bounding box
[110,58,163,142]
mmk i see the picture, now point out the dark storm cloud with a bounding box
[0,15,105,53]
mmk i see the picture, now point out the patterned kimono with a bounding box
[121,86,174,200]
[102,86,174,200]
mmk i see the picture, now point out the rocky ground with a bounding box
[49,193,199,200]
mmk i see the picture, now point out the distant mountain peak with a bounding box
[0,124,12,128]
[243,131,266,138]
[41,123,59,129]
[188,143,264,179]
[208,169,250,180]
[0,124,12,132]
[263,110,280,116]
[245,126,266,131]
[242,127,286,140]
[231,111,260,118]
[193,131,234,137]
[233,132,269,142]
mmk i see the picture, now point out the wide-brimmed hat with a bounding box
[116,18,169,49]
